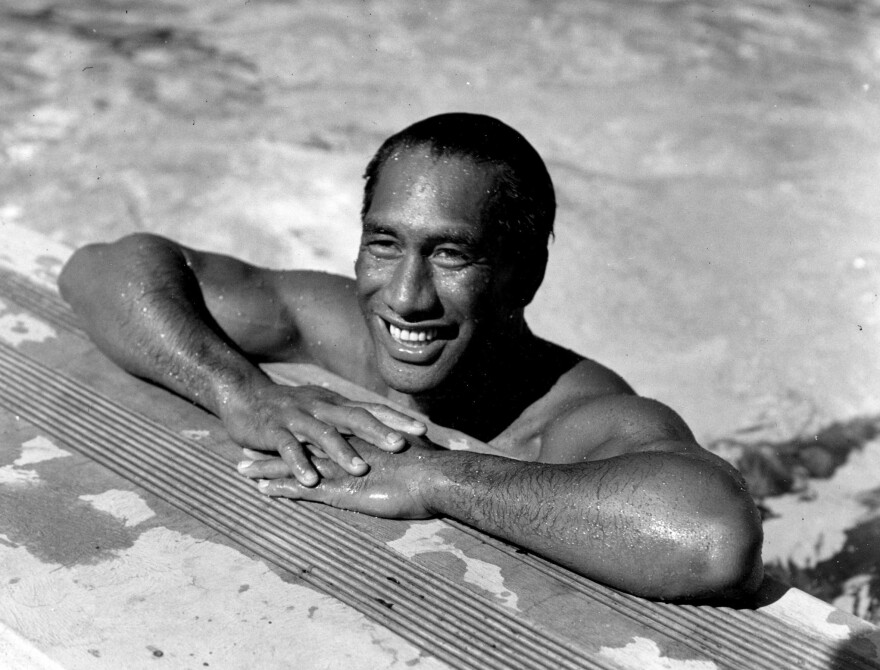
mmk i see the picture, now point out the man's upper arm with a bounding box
[183,247,365,367]
[539,393,704,464]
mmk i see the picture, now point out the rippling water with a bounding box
[2,0,879,619]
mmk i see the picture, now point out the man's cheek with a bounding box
[355,261,383,298]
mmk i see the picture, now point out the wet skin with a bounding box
[356,151,522,398]
[58,144,764,600]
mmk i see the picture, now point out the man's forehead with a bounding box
[376,148,498,195]
[361,148,515,250]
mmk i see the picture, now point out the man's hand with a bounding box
[237,436,441,519]
[221,381,427,487]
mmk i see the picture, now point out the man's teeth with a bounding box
[389,324,438,344]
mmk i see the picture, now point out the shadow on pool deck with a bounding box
[714,415,880,624]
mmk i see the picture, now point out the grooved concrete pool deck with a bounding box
[1,223,879,669]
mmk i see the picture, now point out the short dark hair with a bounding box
[362,113,555,258]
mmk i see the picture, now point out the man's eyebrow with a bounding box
[362,220,483,247]
[432,228,481,247]
[361,220,396,236]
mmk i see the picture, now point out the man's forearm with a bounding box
[59,234,268,415]
[421,449,763,601]
[62,236,427,482]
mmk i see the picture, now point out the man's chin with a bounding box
[377,360,450,396]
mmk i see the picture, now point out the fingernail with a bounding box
[237,460,254,472]
[351,456,366,469]
[386,432,403,445]
[301,472,318,485]
[257,479,269,491]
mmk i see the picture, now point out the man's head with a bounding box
[355,113,555,395]
[362,113,555,266]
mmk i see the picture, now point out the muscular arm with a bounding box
[58,234,425,482]
[472,397,762,599]
[421,448,762,601]
[249,404,763,601]
[59,234,277,412]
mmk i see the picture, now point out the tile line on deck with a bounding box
[2,269,876,670]
[0,341,615,670]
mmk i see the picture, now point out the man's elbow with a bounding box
[59,242,107,304]
[694,505,764,601]
[59,233,169,304]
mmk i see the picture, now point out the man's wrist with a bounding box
[210,358,272,420]
[412,449,468,517]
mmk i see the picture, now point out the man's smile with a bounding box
[388,323,439,345]
[373,316,459,366]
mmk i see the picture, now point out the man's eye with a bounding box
[432,248,470,268]
[365,240,399,258]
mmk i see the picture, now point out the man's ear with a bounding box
[513,245,547,307]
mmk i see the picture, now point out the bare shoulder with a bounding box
[553,356,636,398]
[492,353,633,460]
[182,244,358,312]
[182,245,372,377]
[266,269,380,384]
[528,358,718,466]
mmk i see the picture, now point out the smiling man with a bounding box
[59,113,762,601]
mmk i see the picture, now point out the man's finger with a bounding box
[238,454,345,480]
[317,403,425,452]
[350,402,427,437]
[328,405,412,452]
[264,431,319,487]
[293,417,369,476]
[256,477,360,512]
[237,457,290,479]
[241,447,279,461]
[256,477,328,502]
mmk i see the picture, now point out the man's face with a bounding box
[355,149,520,394]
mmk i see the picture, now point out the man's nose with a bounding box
[384,254,439,319]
